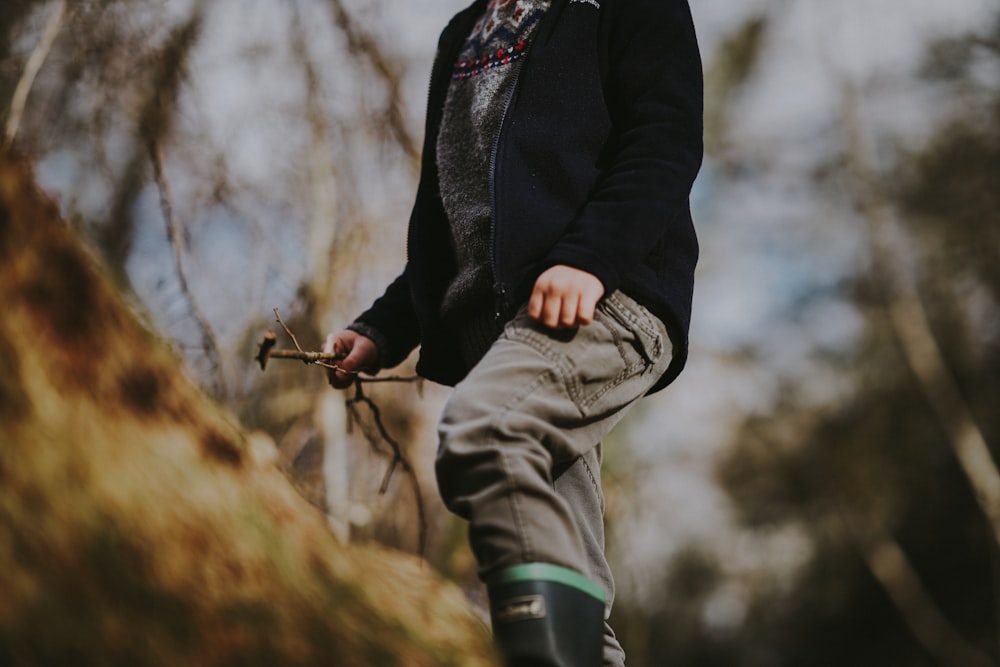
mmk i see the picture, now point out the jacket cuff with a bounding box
[345,321,388,373]
[539,245,622,300]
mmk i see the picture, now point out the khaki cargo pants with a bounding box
[436,290,674,667]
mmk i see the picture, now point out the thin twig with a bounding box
[255,336,421,382]
[355,375,422,384]
[256,319,420,384]
[149,138,228,399]
[258,312,427,555]
[4,0,66,147]
[273,308,306,354]
[265,349,342,364]
[346,381,428,556]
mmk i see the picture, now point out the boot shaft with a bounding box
[488,563,605,667]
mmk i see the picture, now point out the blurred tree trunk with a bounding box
[0,150,496,666]
[842,88,1000,550]
[273,0,445,564]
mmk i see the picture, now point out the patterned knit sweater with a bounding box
[436,0,552,320]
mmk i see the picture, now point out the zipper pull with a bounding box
[493,282,509,322]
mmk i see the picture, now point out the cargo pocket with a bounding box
[564,291,666,417]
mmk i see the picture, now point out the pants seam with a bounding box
[495,442,534,564]
[579,453,605,515]
[487,367,560,564]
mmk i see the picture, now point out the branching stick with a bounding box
[256,309,427,555]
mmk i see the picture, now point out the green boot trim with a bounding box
[487,562,606,603]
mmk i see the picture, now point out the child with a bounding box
[325,0,702,664]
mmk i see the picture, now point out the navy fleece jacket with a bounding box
[352,0,703,392]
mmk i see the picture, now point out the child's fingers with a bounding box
[576,292,597,325]
[322,331,378,388]
[529,264,605,328]
[560,292,580,327]
[528,277,562,327]
[528,286,545,321]
[541,293,563,328]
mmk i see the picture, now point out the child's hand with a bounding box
[528,265,605,329]
[322,330,378,388]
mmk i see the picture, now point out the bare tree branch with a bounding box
[149,136,228,400]
[4,0,66,147]
[259,314,428,555]
[346,381,428,556]
[326,0,420,164]
[273,307,306,355]
[841,85,1000,552]
[288,3,345,316]
[852,526,995,667]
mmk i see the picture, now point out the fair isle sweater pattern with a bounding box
[436,0,552,319]
[452,0,549,79]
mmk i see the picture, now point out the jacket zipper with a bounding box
[411,46,444,266]
[488,59,527,322]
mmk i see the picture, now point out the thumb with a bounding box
[338,345,366,374]
[322,333,339,356]
[339,333,379,375]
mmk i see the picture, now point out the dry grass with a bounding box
[0,150,496,667]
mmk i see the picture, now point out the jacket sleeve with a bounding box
[348,269,422,370]
[541,0,704,295]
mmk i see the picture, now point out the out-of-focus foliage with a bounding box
[614,9,1000,667]
[1,0,460,564]
[704,15,768,158]
[0,151,497,666]
[7,0,1000,665]
[1,0,479,640]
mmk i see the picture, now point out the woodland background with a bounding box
[2,0,999,665]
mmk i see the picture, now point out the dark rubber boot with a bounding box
[487,563,605,667]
